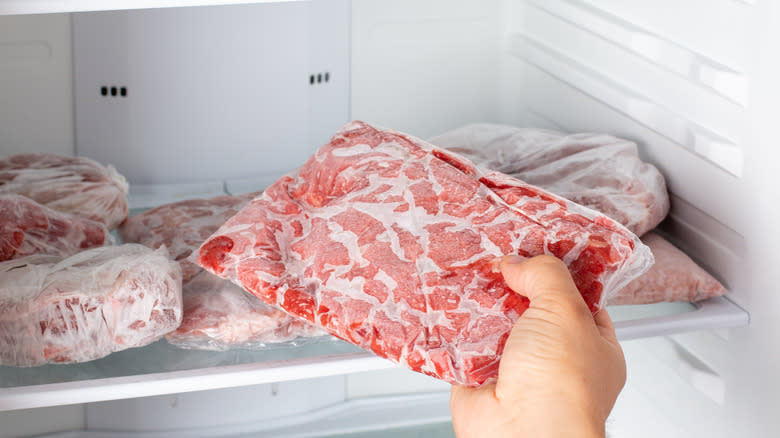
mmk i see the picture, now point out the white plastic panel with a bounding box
[40,393,454,438]
[351,0,507,139]
[74,0,350,185]
[0,0,302,16]
[0,14,74,157]
[86,378,346,432]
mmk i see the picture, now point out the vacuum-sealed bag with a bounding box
[198,121,653,386]
[0,194,109,262]
[0,244,182,366]
[609,232,727,305]
[166,271,326,351]
[429,124,670,236]
[0,153,129,230]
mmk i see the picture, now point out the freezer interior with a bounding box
[0,0,778,436]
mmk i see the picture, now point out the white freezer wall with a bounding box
[0,13,74,156]
[500,0,779,436]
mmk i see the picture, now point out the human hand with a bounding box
[450,255,626,438]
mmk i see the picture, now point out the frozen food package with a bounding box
[120,192,323,350]
[119,192,262,282]
[166,270,326,351]
[0,194,110,262]
[429,124,670,236]
[609,232,727,305]
[198,121,653,386]
[0,244,182,367]
[0,153,130,230]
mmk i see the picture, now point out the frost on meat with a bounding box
[198,121,653,386]
[0,153,129,230]
[429,124,670,236]
[0,244,182,366]
[609,232,726,305]
[119,192,261,282]
[120,193,323,350]
[0,194,109,262]
[166,270,325,351]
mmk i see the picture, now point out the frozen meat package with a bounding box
[119,193,262,283]
[119,194,324,351]
[0,244,182,367]
[0,194,110,262]
[0,153,129,230]
[198,121,653,386]
[166,271,325,351]
[429,124,670,237]
[609,232,727,305]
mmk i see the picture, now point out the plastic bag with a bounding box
[0,153,129,230]
[0,194,110,262]
[166,270,326,351]
[429,124,670,236]
[119,192,262,282]
[198,121,653,386]
[120,193,323,350]
[609,232,727,305]
[0,244,182,367]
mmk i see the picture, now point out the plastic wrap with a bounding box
[166,271,327,351]
[0,244,182,367]
[0,194,110,262]
[198,121,653,386]
[609,232,727,305]
[119,192,262,282]
[120,193,323,350]
[429,124,670,236]
[0,153,130,230]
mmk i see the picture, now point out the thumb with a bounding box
[500,254,592,320]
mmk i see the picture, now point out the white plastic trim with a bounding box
[0,0,302,16]
[615,296,749,341]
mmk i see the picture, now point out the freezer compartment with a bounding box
[0,294,747,411]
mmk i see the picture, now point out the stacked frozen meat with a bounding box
[0,154,182,366]
[428,124,727,306]
[0,122,727,375]
[118,194,325,351]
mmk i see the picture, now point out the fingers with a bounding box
[593,308,619,341]
[500,255,592,319]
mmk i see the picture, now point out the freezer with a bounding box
[0,0,777,436]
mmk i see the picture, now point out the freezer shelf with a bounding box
[0,297,747,411]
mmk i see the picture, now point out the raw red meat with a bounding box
[429,124,670,236]
[198,121,652,386]
[166,270,325,351]
[0,194,109,262]
[119,192,323,350]
[0,244,182,366]
[609,232,727,305]
[119,192,262,282]
[0,153,129,230]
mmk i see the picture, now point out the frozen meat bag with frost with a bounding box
[198,121,653,386]
[609,232,726,305]
[0,153,129,230]
[119,192,262,282]
[429,124,670,236]
[166,270,325,351]
[0,194,110,262]
[120,193,324,350]
[0,244,182,367]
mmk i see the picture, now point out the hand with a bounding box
[450,255,626,438]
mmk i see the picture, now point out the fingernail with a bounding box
[504,255,525,265]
